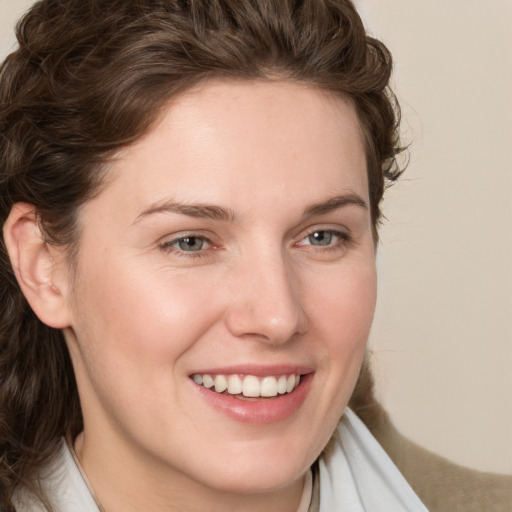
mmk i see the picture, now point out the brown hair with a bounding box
[0,0,403,509]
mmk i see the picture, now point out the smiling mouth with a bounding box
[191,373,301,399]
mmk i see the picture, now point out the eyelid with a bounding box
[158,229,214,245]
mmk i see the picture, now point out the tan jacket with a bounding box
[336,360,512,512]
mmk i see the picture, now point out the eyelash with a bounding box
[158,228,352,258]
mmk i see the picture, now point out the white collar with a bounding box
[13,438,100,512]
[317,408,429,511]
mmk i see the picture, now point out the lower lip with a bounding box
[193,374,313,425]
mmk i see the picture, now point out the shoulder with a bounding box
[349,364,512,512]
[364,406,512,512]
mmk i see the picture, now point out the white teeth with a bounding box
[242,375,261,397]
[202,374,214,389]
[277,375,288,394]
[227,375,243,394]
[192,373,302,398]
[286,375,296,393]
[260,376,278,397]
[214,375,227,393]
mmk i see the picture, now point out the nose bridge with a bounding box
[225,245,307,343]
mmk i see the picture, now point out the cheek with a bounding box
[67,258,227,414]
[307,260,377,345]
[291,261,376,458]
[76,263,218,352]
[306,260,376,400]
[67,263,227,439]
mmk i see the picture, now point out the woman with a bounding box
[0,1,509,512]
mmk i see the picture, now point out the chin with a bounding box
[184,433,318,495]
[202,461,306,495]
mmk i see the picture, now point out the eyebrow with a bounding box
[133,201,237,224]
[133,193,367,225]
[302,193,368,217]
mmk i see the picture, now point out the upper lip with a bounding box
[189,364,314,377]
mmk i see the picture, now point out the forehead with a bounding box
[89,80,368,223]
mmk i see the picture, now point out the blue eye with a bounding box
[295,229,352,254]
[307,231,335,246]
[173,236,207,252]
[159,234,216,260]
[304,230,348,247]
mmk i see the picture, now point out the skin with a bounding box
[56,80,376,511]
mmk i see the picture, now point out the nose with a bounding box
[224,250,308,345]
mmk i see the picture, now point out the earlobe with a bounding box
[3,203,72,329]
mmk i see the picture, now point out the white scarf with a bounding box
[314,408,429,511]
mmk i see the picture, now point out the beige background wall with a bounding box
[357,0,512,475]
[2,0,511,474]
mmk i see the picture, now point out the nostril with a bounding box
[224,302,307,343]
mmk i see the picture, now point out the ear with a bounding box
[3,203,72,329]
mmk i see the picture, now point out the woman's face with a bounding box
[64,80,376,503]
